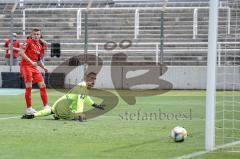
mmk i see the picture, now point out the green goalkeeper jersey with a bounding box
[52,81,94,119]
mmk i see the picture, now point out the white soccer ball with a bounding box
[171,126,187,142]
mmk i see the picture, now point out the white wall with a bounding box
[162,66,207,89]
[0,66,239,90]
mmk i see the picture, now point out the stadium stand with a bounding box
[0,0,239,66]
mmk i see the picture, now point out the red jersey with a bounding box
[21,39,47,66]
[4,39,20,58]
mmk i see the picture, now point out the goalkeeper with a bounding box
[21,72,105,121]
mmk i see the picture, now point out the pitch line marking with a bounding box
[0,116,21,120]
[173,140,240,159]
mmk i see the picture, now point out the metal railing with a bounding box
[22,6,231,41]
[1,42,239,66]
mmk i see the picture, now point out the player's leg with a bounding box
[33,69,49,109]
[38,81,49,109]
[25,82,35,114]
[21,66,36,114]
[34,107,52,117]
[53,97,75,120]
[22,107,52,119]
[5,58,10,65]
[21,94,64,119]
[22,95,64,119]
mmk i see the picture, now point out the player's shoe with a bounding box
[44,105,50,109]
[21,114,35,119]
[26,107,37,115]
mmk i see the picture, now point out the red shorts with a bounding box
[20,66,44,84]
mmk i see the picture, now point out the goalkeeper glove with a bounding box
[92,103,105,110]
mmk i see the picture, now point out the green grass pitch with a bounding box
[0,89,239,159]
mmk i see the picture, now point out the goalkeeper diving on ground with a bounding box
[21,72,105,122]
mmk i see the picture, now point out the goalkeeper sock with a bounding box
[34,108,52,117]
[40,87,48,106]
[25,87,32,108]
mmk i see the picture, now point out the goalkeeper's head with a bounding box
[86,72,97,88]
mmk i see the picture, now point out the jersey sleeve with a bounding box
[84,96,94,106]
[21,39,30,50]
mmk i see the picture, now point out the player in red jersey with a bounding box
[4,33,20,65]
[18,28,50,115]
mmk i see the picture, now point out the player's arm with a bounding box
[39,38,48,46]
[77,82,105,110]
[37,59,48,72]
[13,47,20,51]
[84,96,105,110]
[17,48,37,66]
[3,46,8,51]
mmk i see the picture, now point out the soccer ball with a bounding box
[171,126,187,142]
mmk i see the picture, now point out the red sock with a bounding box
[25,87,32,108]
[40,87,48,106]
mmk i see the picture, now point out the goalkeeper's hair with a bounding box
[86,72,97,78]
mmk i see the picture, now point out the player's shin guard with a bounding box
[34,108,52,117]
[40,87,48,106]
[25,87,32,108]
